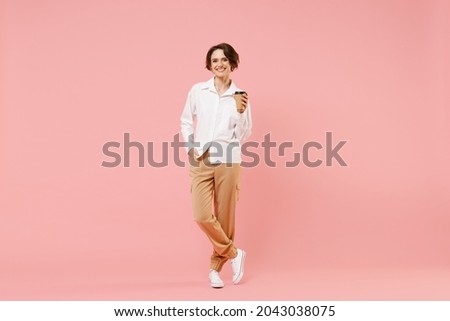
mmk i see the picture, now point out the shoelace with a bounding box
[209,271,222,282]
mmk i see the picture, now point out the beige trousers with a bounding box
[189,153,241,272]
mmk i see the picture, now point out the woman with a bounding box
[180,43,252,288]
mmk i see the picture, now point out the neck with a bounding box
[214,76,231,94]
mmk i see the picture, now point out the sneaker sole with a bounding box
[233,250,246,284]
[210,282,224,288]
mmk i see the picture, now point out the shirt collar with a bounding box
[203,77,239,96]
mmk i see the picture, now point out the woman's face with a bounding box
[210,49,232,79]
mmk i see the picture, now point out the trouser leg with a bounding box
[210,163,240,271]
[190,161,237,271]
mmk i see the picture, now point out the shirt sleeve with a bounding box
[180,86,196,153]
[235,100,252,142]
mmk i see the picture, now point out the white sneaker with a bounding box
[209,269,224,288]
[230,248,246,284]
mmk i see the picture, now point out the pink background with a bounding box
[1,0,449,300]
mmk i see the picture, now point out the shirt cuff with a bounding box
[237,112,247,123]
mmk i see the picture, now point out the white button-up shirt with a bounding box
[180,77,253,164]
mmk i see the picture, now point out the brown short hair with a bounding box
[205,43,240,71]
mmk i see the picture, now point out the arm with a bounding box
[180,87,196,153]
[235,99,252,142]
